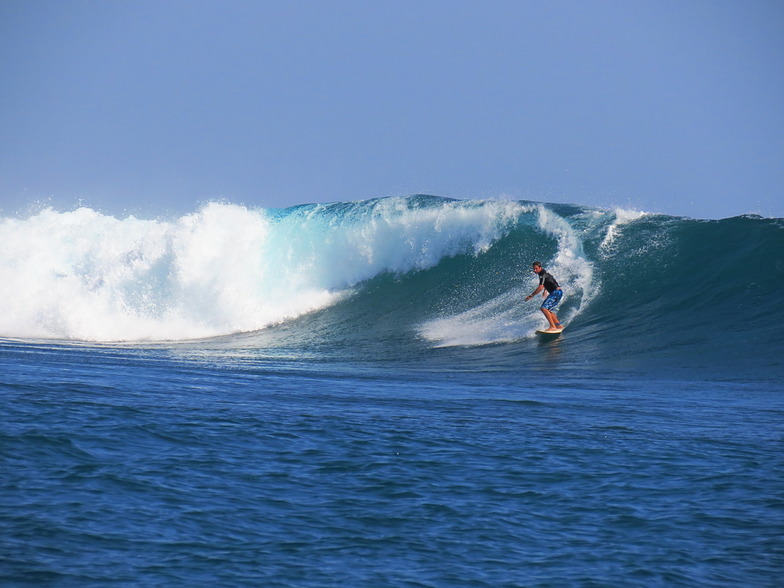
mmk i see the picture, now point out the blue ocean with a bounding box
[2,196,782,586]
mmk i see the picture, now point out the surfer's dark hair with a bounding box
[532,261,542,267]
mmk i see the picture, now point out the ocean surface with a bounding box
[2,196,783,586]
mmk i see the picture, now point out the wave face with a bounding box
[2,196,782,372]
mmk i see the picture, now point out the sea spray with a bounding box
[534,204,596,313]
[419,204,596,347]
[599,207,649,253]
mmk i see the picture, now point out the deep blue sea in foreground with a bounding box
[2,196,783,586]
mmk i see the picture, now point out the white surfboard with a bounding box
[536,327,564,335]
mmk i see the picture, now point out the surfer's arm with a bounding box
[526,285,544,301]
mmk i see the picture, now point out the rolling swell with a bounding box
[574,213,783,371]
[1,196,782,373]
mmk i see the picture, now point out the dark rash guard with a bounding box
[537,268,560,294]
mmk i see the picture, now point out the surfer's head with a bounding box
[532,262,542,272]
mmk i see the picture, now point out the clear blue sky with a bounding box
[1,0,782,219]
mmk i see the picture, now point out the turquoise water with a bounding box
[2,197,783,586]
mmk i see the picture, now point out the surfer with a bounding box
[525,262,563,332]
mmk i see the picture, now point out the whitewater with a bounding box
[2,195,783,587]
[1,197,533,341]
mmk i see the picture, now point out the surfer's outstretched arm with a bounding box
[525,285,543,301]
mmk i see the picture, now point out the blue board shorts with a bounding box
[541,289,563,311]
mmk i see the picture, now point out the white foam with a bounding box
[0,198,529,342]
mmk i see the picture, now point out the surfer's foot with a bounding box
[555,323,563,328]
[545,327,560,332]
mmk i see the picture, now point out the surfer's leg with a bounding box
[540,307,558,329]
